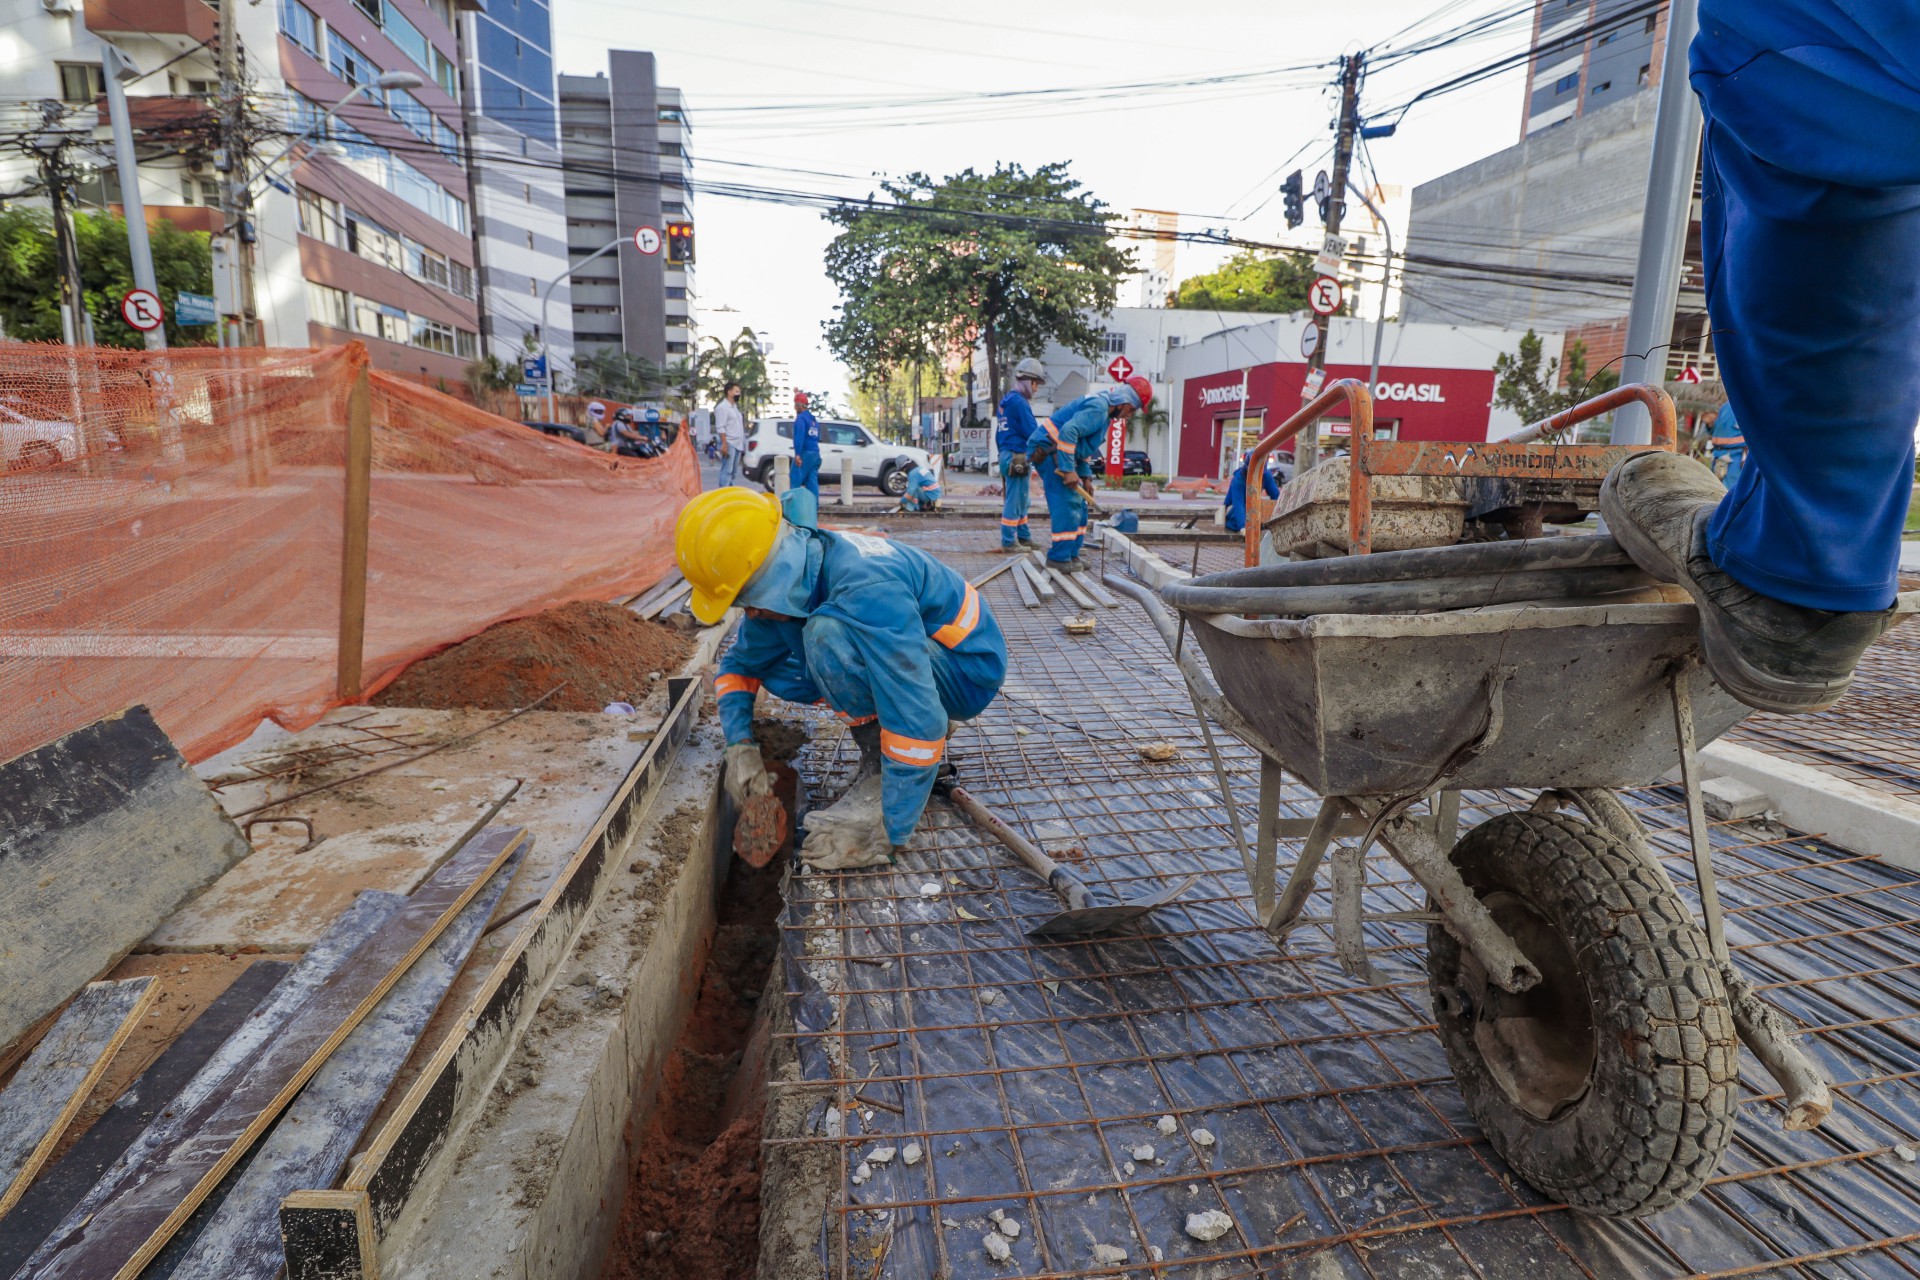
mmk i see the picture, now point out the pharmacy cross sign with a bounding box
[1107,355,1133,381]
[121,288,164,332]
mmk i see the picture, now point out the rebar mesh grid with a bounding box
[771,523,1920,1280]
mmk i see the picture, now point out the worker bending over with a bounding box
[1223,454,1281,533]
[996,359,1047,550]
[791,391,822,499]
[900,461,942,512]
[677,488,1006,867]
[1029,376,1151,571]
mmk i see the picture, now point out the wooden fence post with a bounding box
[337,363,372,701]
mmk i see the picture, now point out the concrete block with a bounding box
[1699,741,1920,873]
[1701,775,1772,822]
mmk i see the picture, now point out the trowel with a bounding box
[936,778,1198,938]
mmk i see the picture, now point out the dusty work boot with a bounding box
[1599,452,1896,713]
[850,720,882,782]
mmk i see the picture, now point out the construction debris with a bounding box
[1185,1209,1234,1242]
[1063,614,1097,635]
[1138,740,1179,761]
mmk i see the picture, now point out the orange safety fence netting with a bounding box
[0,341,701,764]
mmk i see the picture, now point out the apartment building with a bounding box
[558,51,694,372]
[457,0,571,367]
[1520,0,1671,138]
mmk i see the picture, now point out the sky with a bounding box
[550,0,1540,403]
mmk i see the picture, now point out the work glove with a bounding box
[800,776,892,868]
[724,742,773,808]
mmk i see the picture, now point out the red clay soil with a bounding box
[602,856,785,1280]
[372,599,693,712]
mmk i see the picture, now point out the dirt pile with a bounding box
[373,599,693,712]
[602,855,784,1280]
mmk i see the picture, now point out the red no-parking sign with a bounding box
[121,288,163,332]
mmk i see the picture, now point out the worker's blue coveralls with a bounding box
[901,464,941,511]
[714,515,1006,847]
[791,408,822,498]
[996,389,1038,547]
[1223,458,1281,533]
[1692,4,1920,613]
[1708,400,1747,491]
[1029,388,1131,564]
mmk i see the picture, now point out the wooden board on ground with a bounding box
[1047,567,1101,612]
[23,826,525,1280]
[0,963,290,1279]
[1010,560,1041,609]
[0,707,249,1057]
[1017,558,1055,600]
[967,559,1019,590]
[1075,574,1121,609]
[624,571,688,619]
[0,978,158,1216]
[11,898,402,1277]
[155,846,523,1280]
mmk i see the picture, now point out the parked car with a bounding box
[0,400,86,470]
[744,417,933,497]
[1123,450,1153,476]
[521,420,596,447]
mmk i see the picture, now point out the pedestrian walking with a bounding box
[714,382,746,488]
[996,358,1044,551]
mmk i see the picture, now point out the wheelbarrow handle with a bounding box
[944,783,1095,913]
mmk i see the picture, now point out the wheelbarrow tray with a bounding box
[1186,600,1750,795]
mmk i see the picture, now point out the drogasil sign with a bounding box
[1199,379,1448,406]
[1199,384,1249,406]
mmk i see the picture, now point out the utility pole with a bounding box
[215,0,255,347]
[41,144,87,346]
[100,43,165,351]
[1612,0,1702,443]
[1299,51,1363,473]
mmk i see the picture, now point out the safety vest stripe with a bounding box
[880,730,945,765]
[1000,516,1028,526]
[715,674,761,698]
[1051,530,1078,542]
[931,581,980,649]
[836,711,878,726]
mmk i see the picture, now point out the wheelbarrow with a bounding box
[1127,378,1920,1220]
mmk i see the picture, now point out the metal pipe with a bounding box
[1160,564,1652,617]
[540,236,623,421]
[1187,533,1630,591]
[1504,382,1679,450]
[1352,185,1393,400]
[1613,0,1703,444]
[99,45,163,351]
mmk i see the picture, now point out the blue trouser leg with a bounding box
[1039,467,1085,563]
[999,455,1032,546]
[757,651,822,707]
[802,616,997,725]
[717,447,738,488]
[1700,122,1920,613]
[793,452,821,497]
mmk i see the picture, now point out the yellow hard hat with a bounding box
[674,487,783,624]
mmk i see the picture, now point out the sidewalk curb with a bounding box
[1693,740,1920,873]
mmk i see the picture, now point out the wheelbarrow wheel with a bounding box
[1426,810,1737,1217]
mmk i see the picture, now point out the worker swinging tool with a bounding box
[1028,375,1149,572]
[675,487,1007,869]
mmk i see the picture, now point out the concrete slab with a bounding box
[1698,739,1920,872]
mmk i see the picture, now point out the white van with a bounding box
[744,417,933,497]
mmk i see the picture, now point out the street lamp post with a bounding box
[1351,186,1395,403]
[540,237,624,420]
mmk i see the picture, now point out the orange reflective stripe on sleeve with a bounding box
[715,674,762,698]
[880,729,945,766]
[931,581,980,649]
[836,711,878,726]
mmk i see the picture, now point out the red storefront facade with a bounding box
[1177,361,1500,479]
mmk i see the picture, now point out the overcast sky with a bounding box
[551,1,1536,401]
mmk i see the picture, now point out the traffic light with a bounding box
[666,221,694,265]
[1281,171,1305,230]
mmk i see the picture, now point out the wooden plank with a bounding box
[1020,555,1057,599]
[1010,559,1041,609]
[0,962,290,1280]
[336,361,373,701]
[0,706,250,1057]
[24,826,526,1280]
[10,898,402,1277]
[1047,567,1101,612]
[0,978,158,1216]
[640,579,694,621]
[283,674,704,1280]
[157,846,523,1280]
[1075,574,1121,610]
[967,559,1018,591]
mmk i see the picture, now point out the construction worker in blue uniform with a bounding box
[677,487,1006,868]
[1601,2,1920,714]
[900,461,941,512]
[790,391,822,499]
[996,358,1046,550]
[1028,375,1152,571]
[1706,401,1746,490]
[1222,454,1281,534]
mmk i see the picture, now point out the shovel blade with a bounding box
[1025,874,1201,938]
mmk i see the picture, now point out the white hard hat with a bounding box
[1013,358,1047,383]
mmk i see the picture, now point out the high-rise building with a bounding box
[558,52,694,372]
[457,0,571,371]
[1519,0,1670,138]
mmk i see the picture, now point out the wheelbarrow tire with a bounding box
[1426,810,1737,1218]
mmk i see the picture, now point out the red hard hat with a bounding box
[1125,376,1153,410]
[794,391,810,408]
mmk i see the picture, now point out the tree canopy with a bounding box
[695,326,772,415]
[1492,330,1619,434]
[822,161,1133,407]
[1169,248,1318,314]
[0,209,213,347]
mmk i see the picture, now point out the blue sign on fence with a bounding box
[521,355,547,381]
[175,291,217,325]
[514,382,540,397]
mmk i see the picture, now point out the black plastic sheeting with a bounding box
[772,528,1920,1279]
